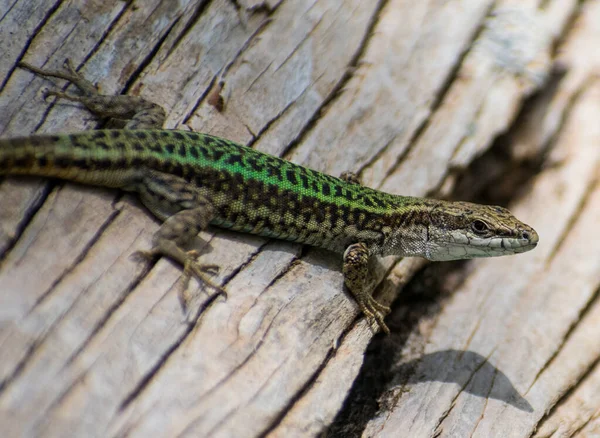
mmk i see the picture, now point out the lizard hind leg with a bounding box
[19,59,165,129]
[132,170,226,310]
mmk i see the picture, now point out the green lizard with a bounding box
[0,60,538,333]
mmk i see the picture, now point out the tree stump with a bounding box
[0,1,598,437]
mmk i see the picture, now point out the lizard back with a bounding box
[0,129,424,253]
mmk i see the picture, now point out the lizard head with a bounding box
[424,201,539,261]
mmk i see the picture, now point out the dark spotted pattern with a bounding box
[0,129,442,252]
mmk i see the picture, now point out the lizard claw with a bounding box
[357,295,391,335]
[178,254,227,315]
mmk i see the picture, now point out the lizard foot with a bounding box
[131,248,227,310]
[356,295,391,335]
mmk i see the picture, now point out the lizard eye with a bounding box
[471,220,489,234]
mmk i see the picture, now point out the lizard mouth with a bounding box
[507,228,539,253]
[488,235,538,254]
[425,235,538,261]
[513,240,537,253]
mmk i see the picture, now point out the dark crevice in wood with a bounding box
[59,256,149,371]
[34,194,158,371]
[450,0,585,208]
[259,347,338,437]
[28,192,121,314]
[218,240,265,282]
[163,0,212,60]
[118,17,182,97]
[0,179,53,262]
[356,134,398,184]
[280,0,388,161]
[547,0,585,56]
[526,282,600,396]
[450,80,561,206]
[0,339,40,394]
[240,2,355,150]
[545,157,598,266]
[0,198,127,398]
[203,360,288,436]
[0,0,19,23]
[543,78,598,266]
[230,0,281,15]
[179,263,317,431]
[432,396,455,437]
[570,410,600,437]
[73,3,130,85]
[183,71,222,127]
[242,59,274,96]
[184,8,275,134]
[44,196,161,371]
[1,2,64,134]
[0,0,62,93]
[216,238,294,291]
[218,16,273,80]
[429,2,496,115]
[61,266,159,372]
[259,301,369,436]
[469,367,497,437]
[39,368,89,423]
[534,294,600,433]
[452,347,498,413]
[187,297,283,409]
[364,1,496,186]
[245,85,309,148]
[118,329,189,410]
[117,284,222,410]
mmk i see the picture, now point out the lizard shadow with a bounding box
[330,260,537,435]
[239,243,532,411]
[392,349,533,412]
[185,230,531,412]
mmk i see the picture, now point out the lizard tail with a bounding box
[0,131,138,188]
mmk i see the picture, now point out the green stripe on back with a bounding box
[65,129,420,213]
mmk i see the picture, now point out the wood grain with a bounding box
[0,0,597,437]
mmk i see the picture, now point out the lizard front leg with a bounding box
[343,242,391,334]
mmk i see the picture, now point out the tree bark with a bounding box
[0,1,598,437]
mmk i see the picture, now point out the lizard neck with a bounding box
[377,201,434,258]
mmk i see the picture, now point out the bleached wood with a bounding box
[0,1,596,438]
[533,356,600,437]
[363,2,600,436]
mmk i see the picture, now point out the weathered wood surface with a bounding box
[0,1,598,437]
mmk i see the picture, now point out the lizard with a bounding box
[0,60,539,334]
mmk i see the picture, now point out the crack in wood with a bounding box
[29,192,121,313]
[280,0,389,161]
[0,0,63,93]
[526,283,600,396]
[0,179,52,260]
